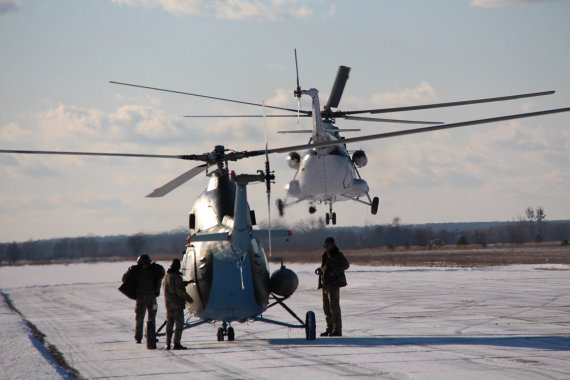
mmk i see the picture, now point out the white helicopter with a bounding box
[109,50,568,226]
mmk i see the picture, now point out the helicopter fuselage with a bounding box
[281,87,372,214]
[286,146,368,203]
[180,171,271,323]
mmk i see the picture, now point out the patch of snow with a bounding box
[0,295,70,379]
[0,262,569,379]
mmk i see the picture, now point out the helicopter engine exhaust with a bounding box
[269,265,299,297]
[352,150,368,168]
[287,152,301,169]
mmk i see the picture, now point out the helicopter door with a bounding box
[181,244,205,312]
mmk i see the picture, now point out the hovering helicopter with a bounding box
[108,50,569,226]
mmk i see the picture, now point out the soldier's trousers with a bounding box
[165,307,185,346]
[135,295,157,341]
[322,286,342,333]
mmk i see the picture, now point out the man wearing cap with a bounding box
[121,254,165,344]
[315,237,350,337]
[163,258,193,350]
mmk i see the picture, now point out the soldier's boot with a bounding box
[164,332,171,350]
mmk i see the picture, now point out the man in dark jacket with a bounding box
[315,237,349,337]
[121,254,165,344]
[163,258,193,350]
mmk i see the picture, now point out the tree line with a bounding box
[1,213,569,264]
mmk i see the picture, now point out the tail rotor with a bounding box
[294,49,302,125]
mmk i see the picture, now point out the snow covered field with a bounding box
[1,262,569,379]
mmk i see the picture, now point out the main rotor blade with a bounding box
[278,129,362,134]
[343,115,442,125]
[0,149,185,159]
[147,164,210,197]
[110,81,311,115]
[339,91,555,116]
[183,114,311,118]
[325,66,351,109]
[263,107,570,154]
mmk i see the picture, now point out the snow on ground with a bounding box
[0,293,71,379]
[0,262,569,379]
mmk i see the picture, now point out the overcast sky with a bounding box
[1,0,569,242]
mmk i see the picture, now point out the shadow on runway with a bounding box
[268,335,570,351]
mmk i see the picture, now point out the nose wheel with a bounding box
[217,322,235,341]
[325,203,336,225]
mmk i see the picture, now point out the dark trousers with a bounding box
[135,295,157,341]
[322,286,342,333]
[166,307,185,346]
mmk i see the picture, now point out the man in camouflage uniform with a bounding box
[122,254,165,344]
[315,237,349,337]
[163,258,193,350]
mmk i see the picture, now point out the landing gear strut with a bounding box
[217,322,235,341]
[255,294,317,341]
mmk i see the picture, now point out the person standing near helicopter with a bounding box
[120,254,165,345]
[315,237,349,337]
[163,258,193,350]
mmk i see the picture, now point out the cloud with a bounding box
[469,0,555,9]
[2,100,281,165]
[29,103,192,147]
[370,81,439,108]
[0,0,19,14]
[0,122,36,142]
[110,0,330,20]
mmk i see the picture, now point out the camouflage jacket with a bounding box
[164,269,193,311]
[318,246,350,289]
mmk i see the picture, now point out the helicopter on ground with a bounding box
[109,51,568,226]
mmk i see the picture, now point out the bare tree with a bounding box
[535,206,546,242]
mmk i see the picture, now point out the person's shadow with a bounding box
[269,335,570,351]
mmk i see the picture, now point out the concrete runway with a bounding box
[1,263,569,379]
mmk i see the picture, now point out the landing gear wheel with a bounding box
[305,311,316,341]
[309,205,317,214]
[276,199,285,217]
[227,327,235,341]
[371,197,379,215]
[217,327,224,341]
[325,213,330,225]
[332,212,337,225]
